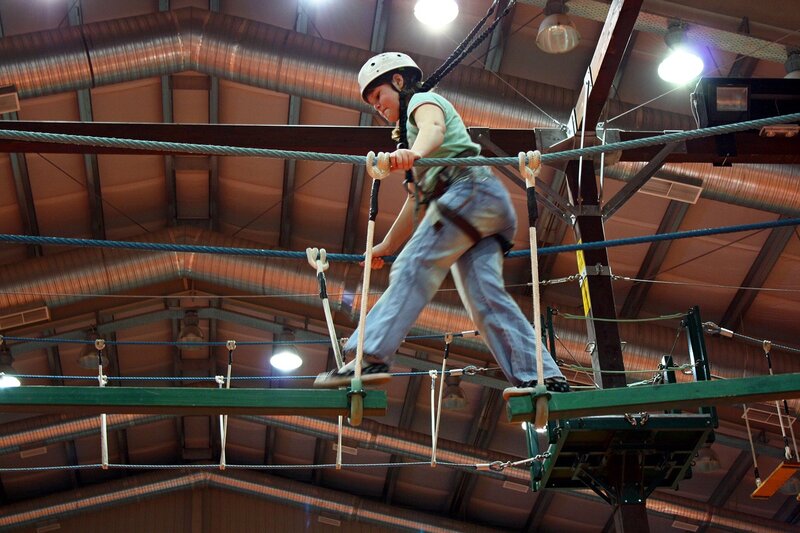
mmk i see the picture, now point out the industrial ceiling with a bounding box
[0,0,799,531]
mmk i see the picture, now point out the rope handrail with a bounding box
[0,216,798,261]
[0,111,798,165]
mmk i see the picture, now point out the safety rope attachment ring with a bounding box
[366,151,391,180]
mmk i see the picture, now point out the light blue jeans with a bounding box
[343,166,564,386]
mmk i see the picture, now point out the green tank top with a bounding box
[406,92,481,194]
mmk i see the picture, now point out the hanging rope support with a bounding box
[519,149,550,429]
[761,340,794,461]
[95,338,109,471]
[306,247,344,369]
[218,341,235,471]
[430,333,453,467]
[743,404,762,487]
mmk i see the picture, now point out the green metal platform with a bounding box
[507,373,800,423]
[530,413,714,495]
[0,386,388,416]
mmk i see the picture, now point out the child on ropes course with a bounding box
[314,52,569,397]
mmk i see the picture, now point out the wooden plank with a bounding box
[751,461,800,500]
[506,373,800,422]
[0,387,387,416]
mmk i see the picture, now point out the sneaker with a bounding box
[502,377,571,401]
[313,360,391,389]
[543,376,571,393]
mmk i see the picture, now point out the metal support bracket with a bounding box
[582,263,613,277]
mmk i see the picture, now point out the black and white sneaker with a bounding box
[313,359,391,389]
[502,377,571,401]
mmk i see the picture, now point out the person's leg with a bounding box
[316,184,480,388]
[451,237,564,387]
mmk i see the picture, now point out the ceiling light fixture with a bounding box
[0,341,20,388]
[658,21,704,85]
[177,310,205,351]
[270,329,302,371]
[693,445,721,473]
[414,0,459,29]
[77,329,109,369]
[442,375,468,410]
[536,0,581,54]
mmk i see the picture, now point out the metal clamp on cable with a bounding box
[475,460,508,472]
[703,321,734,338]
[461,365,480,376]
[583,263,612,277]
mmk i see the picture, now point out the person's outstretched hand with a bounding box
[361,240,393,270]
[390,149,421,171]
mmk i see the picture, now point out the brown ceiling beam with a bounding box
[727,18,760,78]
[2,122,799,164]
[718,217,795,328]
[569,0,644,134]
[619,200,690,319]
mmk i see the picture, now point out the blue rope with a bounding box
[507,216,800,258]
[0,111,798,166]
[1,216,798,262]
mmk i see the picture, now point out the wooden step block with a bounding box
[751,461,800,500]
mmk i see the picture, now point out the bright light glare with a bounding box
[0,373,20,388]
[658,48,704,84]
[270,350,302,371]
[520,422,548,434]
[414,0,459,28]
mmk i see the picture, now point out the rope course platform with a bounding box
[526,413,714,494]
[0,386,387,417]
[506,373,800,423]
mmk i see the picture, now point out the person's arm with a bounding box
[389,103,446,170]
[369,102,443,269]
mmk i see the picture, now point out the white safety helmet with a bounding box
[357,52,423,101]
